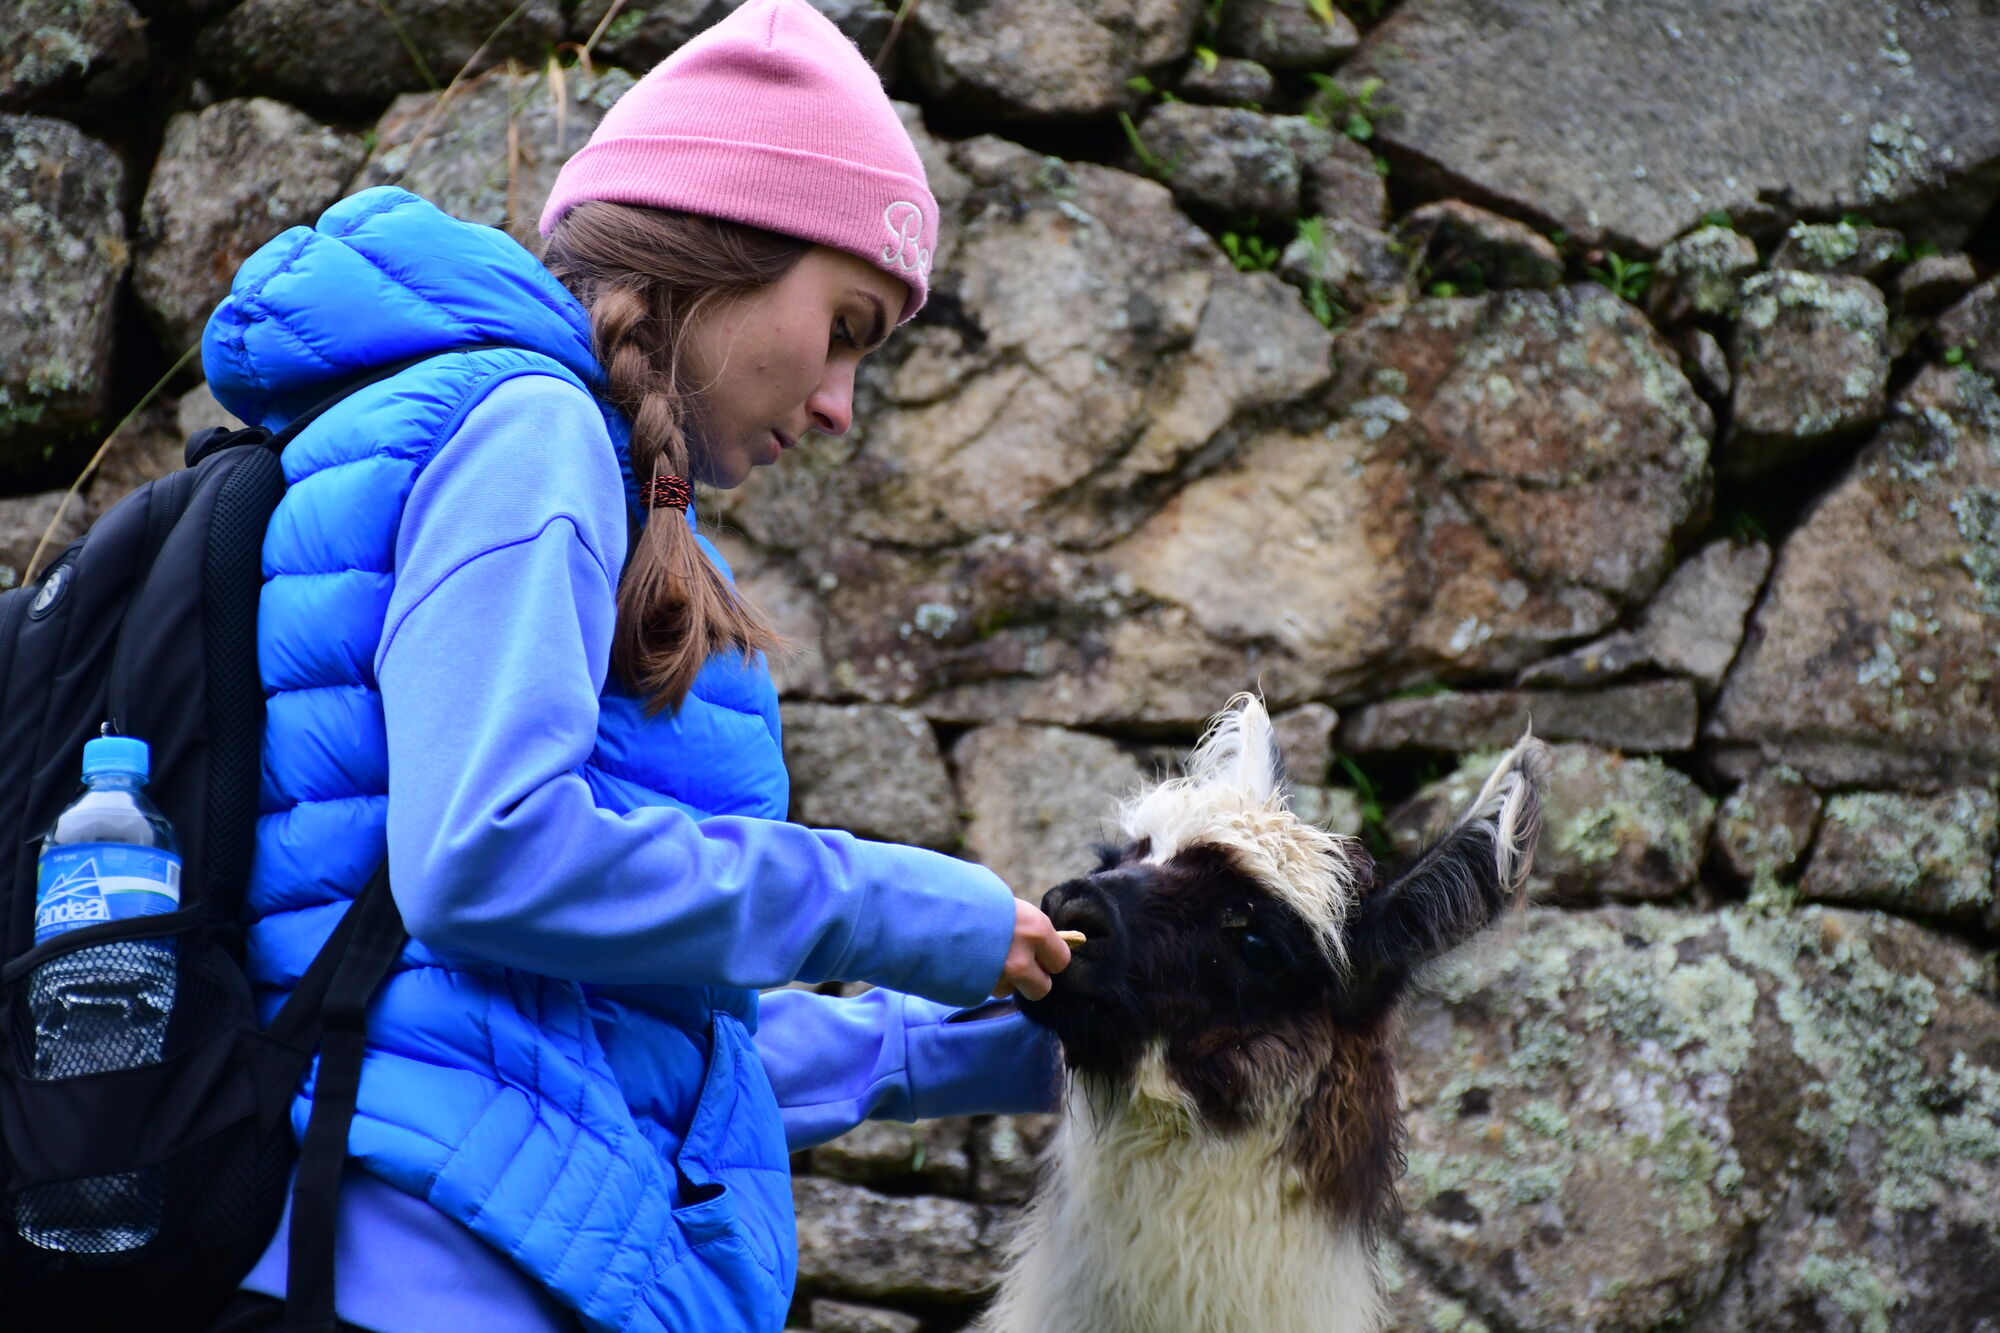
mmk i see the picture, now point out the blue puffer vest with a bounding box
[205,188,796,1331]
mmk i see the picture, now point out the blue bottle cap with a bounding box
[82,735,150,781]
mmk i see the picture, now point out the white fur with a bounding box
[1118,694,1365,967]
[983,1052,1382,1333]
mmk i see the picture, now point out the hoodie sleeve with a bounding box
[374,373,1018,1007]
[752,988,1062,1151]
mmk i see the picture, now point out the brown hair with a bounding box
[541,201,808,714]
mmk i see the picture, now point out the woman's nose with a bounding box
[806,367,855,436]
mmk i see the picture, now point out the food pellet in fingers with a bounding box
[1057,930,1086,945]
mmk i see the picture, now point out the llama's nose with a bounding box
[1043,881,1117,946]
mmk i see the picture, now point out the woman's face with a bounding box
[681,245,909,488]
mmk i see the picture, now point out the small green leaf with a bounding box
[1373,153,1391,178]
[1118,110,1171,177]
[1306,0,1337,22]
[1126,74,1155,95]
[1429,280,1458,298]
[1194,44,1219,72]
[1343,112,1373,141]
[1701,210,1734,229]
[1944,345,1967,366]
[1306,72,1344,105]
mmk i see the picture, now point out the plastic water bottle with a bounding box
[17,733,182,1253]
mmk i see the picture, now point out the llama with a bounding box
[986,694,1545,1333]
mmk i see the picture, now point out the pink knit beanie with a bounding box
[539,0,938,321]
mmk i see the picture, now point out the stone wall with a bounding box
[3,1,1998,1329]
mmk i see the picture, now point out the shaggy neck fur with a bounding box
[984,1052,1383,1333]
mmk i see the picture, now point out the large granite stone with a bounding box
[1936,276,2000,383]
[793,1176,1008,1302]
[0,0,147,111]
[1397,905,2000,1332]
[1709,365,2000,789]
[782,702,958,850]
[1898,253,1979,316]
[0,115,125,468]
[969,1113,1056,1205]
[571,0,893,72]
[1769,220,1904,280]
[1802,788,1997,925]
[809,1301,922,1333]
[1393,742,1715,903]
[907,0,1203,120]
[1123,102,1322,220]
[1326,285,1713,671]
[1339,680,1699,755]
[1215,0,1358,71]
[1710,765,1822,897]
[1396,199,1565,291]
[1336,0,2000,252]
[198,0,563,113]
[953,723,1147,900]
[1725,271,1890,476]
[1518,539,1772,698]
[1174,54,1275,107]
[1648,224,1759,324]
[352,65,630,248]
[135,99,366,355]
[812,1116,975,1195]
[0,489,89,591]
[1270,701,1339,784]
[1278,216,1411,313]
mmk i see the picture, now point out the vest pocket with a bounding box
[670,1011,793,1285]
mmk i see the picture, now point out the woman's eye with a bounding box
[834,317,857,349]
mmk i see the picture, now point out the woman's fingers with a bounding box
[992,897,1072,1000]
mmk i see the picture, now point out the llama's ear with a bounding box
[1190,692,1283,802]
[1347,736,1547,978]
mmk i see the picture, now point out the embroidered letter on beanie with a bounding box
[880,201,933,278]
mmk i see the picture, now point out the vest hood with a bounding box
[203,187,601,432]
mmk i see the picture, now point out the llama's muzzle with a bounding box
[1037,880,1122,997]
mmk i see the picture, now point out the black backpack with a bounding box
[0,351,483,1332]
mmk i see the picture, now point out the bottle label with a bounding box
[34,844,182,945]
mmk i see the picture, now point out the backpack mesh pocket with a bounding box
[8,918,240,1081]
[1,915,293,1304]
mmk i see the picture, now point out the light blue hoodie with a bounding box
[206,187,1058,1333]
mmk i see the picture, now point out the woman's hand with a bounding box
[992,895,1072,1001]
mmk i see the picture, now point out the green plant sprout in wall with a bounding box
[1588,250,1653,302]
[1117,110,1179,179]
[1293,216,1349,329]
[1220,225,1281,272]
[1306,73,1387,142]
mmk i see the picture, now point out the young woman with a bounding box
[202,2,1069,1329]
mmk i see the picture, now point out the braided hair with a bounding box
[541,201,805,714]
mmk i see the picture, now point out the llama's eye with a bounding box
[1235,930,1284,976]
[1221,907,1252,930]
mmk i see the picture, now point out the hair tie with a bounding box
[642,476,692,511]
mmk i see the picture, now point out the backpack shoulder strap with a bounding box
[264,864,407,1333]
